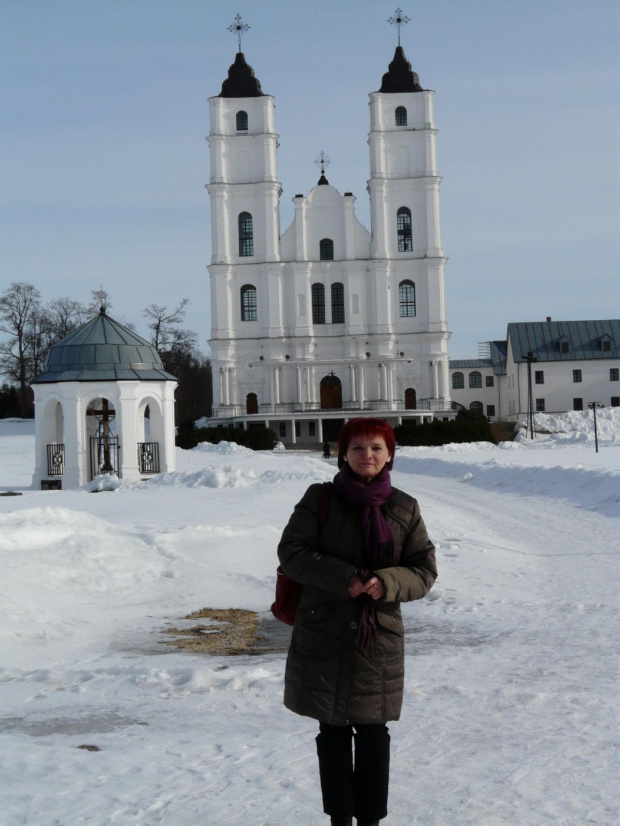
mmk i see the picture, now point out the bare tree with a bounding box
[87,288,112,315]
[0,282,42,417]
[44,297,88,341]
[143,299,197,356]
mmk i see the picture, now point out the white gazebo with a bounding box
[32,308,178,489]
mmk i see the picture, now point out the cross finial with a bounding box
[227,13,250,52]
[388,7,410,47]
[314,151,331,176]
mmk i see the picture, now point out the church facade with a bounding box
[206,46,452,443]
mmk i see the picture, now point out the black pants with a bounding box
[316,722,390,821]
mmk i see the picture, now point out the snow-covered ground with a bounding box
[0,413,618,825]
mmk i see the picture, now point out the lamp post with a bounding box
[521,351,538,440]
[587,402,604,453]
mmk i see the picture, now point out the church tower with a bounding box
[207,46,282,407]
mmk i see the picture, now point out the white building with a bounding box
[449,320,620,423]
[206,46,452,443]
[31,309,177,488]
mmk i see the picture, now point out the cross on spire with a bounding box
[314,151,331,176]
[388,7,410,46]
[227,13,250,52]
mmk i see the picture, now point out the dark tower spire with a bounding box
[381,7,423,92]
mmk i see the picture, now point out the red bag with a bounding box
[271,567,302,626]
[271,482,331,625]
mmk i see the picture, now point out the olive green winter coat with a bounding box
[277,482,437,726]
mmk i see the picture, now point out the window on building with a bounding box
[395,106,407,126]
[452,372,464,389]
[535,370,544,384]
[240,285,257,321]
[309,422,316,437]
[573,398,583,411]
[312,283,326,324]
[295,421,301,437]
[279,422,286,438]
[398,280,416,317]
[536,398,545,412]
[238,212,253,256]
[573,369,582,383]
[319,238,334,261]
[560,341,570,354]
[487,405,496,417]
[610,368,619,381]
[469,371,482,389]
[600,339,611,352]
[397,207,412,252]
[236,110,248,131]
[331,282,345,324]
[486,375,494,387]
[611,397,619,407]
[470,401,483,413]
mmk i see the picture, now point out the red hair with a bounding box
[337,418,395,470]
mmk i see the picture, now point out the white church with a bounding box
[206,38,452,444]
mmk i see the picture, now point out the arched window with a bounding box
[312,283,325,324]
[398,280,416,317]
[397,207,412,252]
[236,110,248,131]
[320,238,334,261]
[395,106,407,126]
[331,282,345,324]
[238,212,253,257]
[470,401,483,413]
[240,285,257,321]
[452,372,465,389]
[469,371,482,389]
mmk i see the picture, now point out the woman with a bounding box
[278,418,437,825]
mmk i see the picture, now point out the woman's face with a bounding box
[345,434,392,482]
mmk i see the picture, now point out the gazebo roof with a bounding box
[32,309,177,383]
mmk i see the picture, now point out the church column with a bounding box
[358,364,365,406]
[387,364,395,406]
[349,364,357,403]
[440,358,450,401]
[227,367,236,406]
[296,366,304,409]
[274,366,281,405]
[290,419,297,444]
[431,360,439,398]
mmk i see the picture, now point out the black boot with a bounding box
[316,724,354,820]
[353,725,390,824]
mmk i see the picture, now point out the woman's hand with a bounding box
[349,574,385,600]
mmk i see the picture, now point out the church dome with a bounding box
[32,308,177,383]
[379,46,424,93]
[218,52,265,98]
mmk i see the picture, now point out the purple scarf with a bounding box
[333,463,395,647]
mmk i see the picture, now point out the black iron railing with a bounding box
[138,442,160,474]
[46,444,65,476]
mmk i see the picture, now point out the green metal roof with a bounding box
[32,310,177,383]
[508,320,619,363]
[449,359,493,369]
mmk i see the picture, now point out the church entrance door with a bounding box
[405,388,417,409]
[246,393,258,415]
[320,374,342,409]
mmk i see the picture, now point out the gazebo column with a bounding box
[160,383,177,472]
[117,382,140,481]
[63,392,83,487]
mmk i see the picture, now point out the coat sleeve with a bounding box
[277,484,358,599]
[375,498,437,603]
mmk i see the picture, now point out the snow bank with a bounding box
[517,406,620,441]
[190,440,254,457]
[395,453,620,515]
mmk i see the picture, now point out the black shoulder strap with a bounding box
[317,482,332,530]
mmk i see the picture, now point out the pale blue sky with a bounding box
[1,0,618,357]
